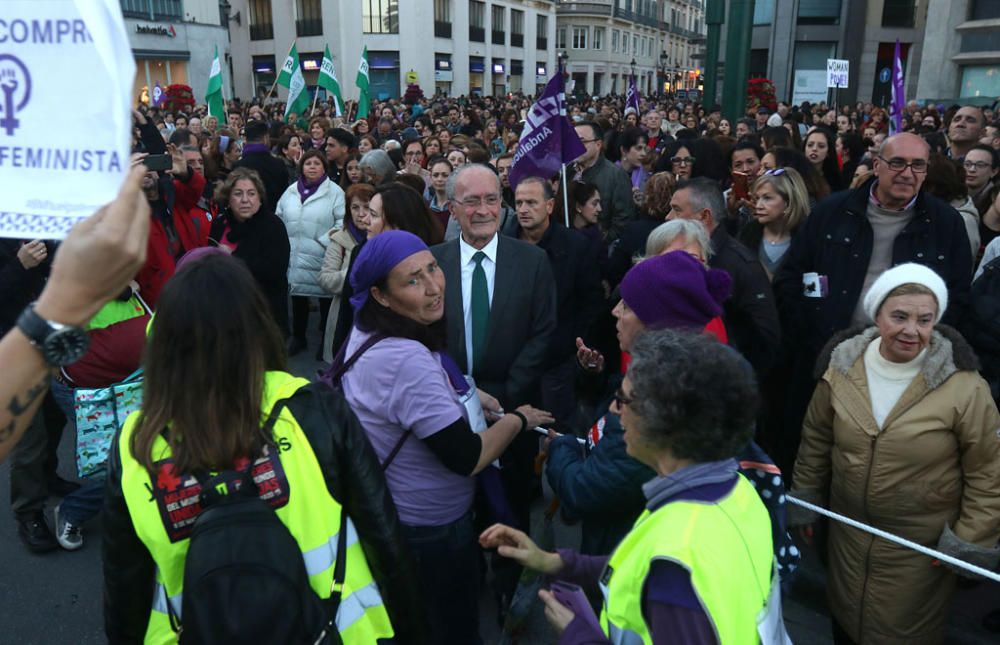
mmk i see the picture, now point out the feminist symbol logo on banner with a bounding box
[0,54,32,136]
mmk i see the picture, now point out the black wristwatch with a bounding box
[16,304,90,367]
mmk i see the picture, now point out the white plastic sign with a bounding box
[827,59,849,89]
[0,1,134,239]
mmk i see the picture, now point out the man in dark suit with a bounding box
[233,120,291,214]
[501,176,602,430]
[431,164,557,409]
[431,164,556,612]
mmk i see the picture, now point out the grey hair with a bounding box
[359,150,396,184]
[446,163,501,202]
[642,219,713,261]
[676,177,727,225]
[516,176,555,200]
[627,330,758,462]
[382,139,402,152]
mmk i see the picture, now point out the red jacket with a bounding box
[137,170,211,307]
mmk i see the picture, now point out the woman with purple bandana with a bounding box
[333,230,553,644]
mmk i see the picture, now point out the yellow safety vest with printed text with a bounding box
[118,370,393,644]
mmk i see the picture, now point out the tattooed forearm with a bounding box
[0,377,49,445]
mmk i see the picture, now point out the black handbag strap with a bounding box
[380,430,412,471]
[328,333,387,387]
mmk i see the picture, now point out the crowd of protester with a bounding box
[4,86,1000,644]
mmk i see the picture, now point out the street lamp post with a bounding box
[659,51,669,96]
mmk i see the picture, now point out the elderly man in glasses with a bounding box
[431,164,557,611]
[771,132,973,472]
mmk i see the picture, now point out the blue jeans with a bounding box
[50,379,105,526]
[401,511,481,645]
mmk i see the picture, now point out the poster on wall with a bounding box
[791,70,828,106]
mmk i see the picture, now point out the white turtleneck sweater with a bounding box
[863,338,928,430]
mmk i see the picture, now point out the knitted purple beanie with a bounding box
[620,251,733,330]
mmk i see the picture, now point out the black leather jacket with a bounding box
[102,383,426,643]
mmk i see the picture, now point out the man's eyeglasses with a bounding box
[963,160,992,171]
[878,156,928,174]
[671,156,696,166]
[578,138,600,145]
[614,387,634,407]
[458,194,502,208]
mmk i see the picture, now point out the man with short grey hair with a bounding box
[431,164,557,613]
[773,131,972,471]
[667,177,780,376]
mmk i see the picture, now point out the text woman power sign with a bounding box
[0,1,134,240]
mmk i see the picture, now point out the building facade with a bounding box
[121,0,232,106]
[917,0,1000,103]
[554,0,706,97]
[225,0,559,101]
[716,0,926,108]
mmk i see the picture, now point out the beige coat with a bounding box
[792,325,1000,644]
[318,227,360,363]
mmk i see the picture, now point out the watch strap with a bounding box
[16,305,55,347]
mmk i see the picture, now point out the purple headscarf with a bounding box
[349,230,429,314]
[175,245,231,272]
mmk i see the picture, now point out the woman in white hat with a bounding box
[791,263,1000,644]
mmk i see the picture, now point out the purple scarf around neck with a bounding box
[242,143,269,156]
[297,175,326,203]
[345,216,366,244]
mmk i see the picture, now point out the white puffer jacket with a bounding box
[276,178,346,297]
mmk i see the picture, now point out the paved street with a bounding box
[1,324,997,643]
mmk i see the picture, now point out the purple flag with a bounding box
[625,74,641,116]
[889,40,905,135]
[508,72,585,190]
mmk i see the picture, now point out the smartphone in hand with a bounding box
[731,171,750,202]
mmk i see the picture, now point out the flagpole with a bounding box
[561,164,570,228]
[310,90,320,116]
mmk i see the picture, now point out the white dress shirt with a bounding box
[459,233,498,373]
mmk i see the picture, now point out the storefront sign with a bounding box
[136,23,176,38]
[0,0,134,239]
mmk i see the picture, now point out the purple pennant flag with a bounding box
[625,74,641,116]
[508,71,586,190]
[889,40,904,135]
[151,80,164,108]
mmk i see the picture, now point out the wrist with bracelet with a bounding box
[508,410,528,432]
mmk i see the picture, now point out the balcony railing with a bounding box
[121,0,182,22]
[470,26,485,42]
[556,2,612,16]
[250,23,274,40]
[492,30,505,45]
[537,36,548,49]
[296,18,322,37]
[512,33,524,47]
[434,21,451,38]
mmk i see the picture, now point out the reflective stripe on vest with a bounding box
[599,475,772,645]
[118,371,394,644]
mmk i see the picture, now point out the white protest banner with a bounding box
[0,0,134,240]
[827,59,849,89]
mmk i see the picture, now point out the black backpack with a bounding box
[169,400,348,644]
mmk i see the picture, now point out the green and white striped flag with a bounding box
[205,45,225,119]
[281,45,310,118]
[355,46,370,119]
[318,45,344,116]
[276,42,298,88]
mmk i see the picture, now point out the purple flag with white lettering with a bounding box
[625,74,640,116]
[508,72,586,190]
[889,40,904,135]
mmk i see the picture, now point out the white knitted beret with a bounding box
[862,263,948,322]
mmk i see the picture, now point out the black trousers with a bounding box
[290,295,332,342]
[10,391,65,516]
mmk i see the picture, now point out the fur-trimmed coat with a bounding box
[791,324,1000,644]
